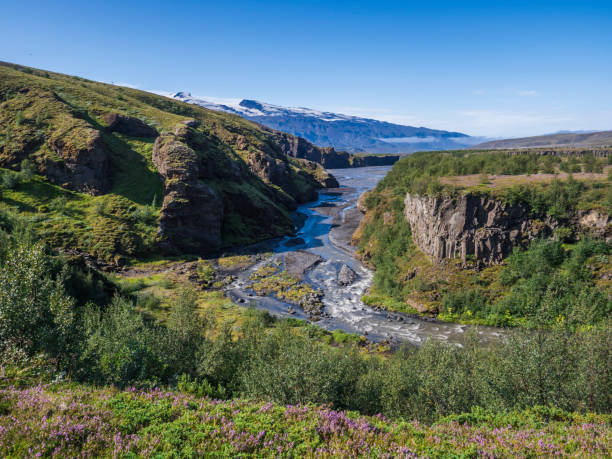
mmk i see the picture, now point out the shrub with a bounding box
[0,239,75,358]
[18,159,35,182]
[81,296,170,387]
[1,171,19,189]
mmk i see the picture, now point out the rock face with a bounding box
[247,151,317,204]
[265,129,399,169]
[153,134,223,254]
[404,192,612,266]
[404,193,535,266]
[284,251,323,280]
[45,128,110,195]
[104,113,158,137]
[338,264,358,286]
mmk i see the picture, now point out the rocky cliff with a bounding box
[265,129,399,169]
[403,192,612,266]
[404,193,537,266]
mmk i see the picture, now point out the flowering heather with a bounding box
[0,384,610,458]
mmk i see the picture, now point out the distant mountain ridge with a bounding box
[173,93,478,153]
[475,130,612,149]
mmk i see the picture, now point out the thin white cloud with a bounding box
[455,109,574,137]
[105,81,140,89]
[515,90,538,97]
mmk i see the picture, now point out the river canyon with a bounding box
[228,166,503,347]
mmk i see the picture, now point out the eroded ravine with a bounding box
[228,166,503,346]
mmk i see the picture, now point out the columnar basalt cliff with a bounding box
[403,193,537,266]
[403,192,612,266]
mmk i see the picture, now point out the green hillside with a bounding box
[0,62,336,262]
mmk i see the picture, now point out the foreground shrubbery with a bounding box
[1,230,611,423]
[439,238,612,325]
[0,384,609,458]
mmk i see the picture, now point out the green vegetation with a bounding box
[1,227,610,419]
[248,264,322,310]
[0,62,331,262]
[2,385,609,457]
[357,149,612,326]
[0,200,610,457]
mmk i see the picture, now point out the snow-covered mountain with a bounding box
[173,92,479,153]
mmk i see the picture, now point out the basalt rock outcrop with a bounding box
[403,193,539,266]
[247,151,317,205]
[403,192,612,266]
[338,264,358,286]
[104,113,158,138]
[152,133,223,254]
[152,124,339,254]
[44,128,111,195]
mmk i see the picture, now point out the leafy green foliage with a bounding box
[0,230,610,425]
[81,296,170,387]
[502,175,587,218]
[0,237,75,359]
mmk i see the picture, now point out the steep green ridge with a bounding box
[356,149,612,326]
[0,61,337,261]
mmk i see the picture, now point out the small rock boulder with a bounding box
[299,291,324,317]
[105,113,158,138]
[182,119,200,128]
[338,264,358,286]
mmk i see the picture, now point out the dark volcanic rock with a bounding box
[153,134,223,254]
[45,128,110,195]
[404,192,612,267]
[182,119,200,128]
[105,113,158,137]
[299,291,324,317]
[351,154,400,167]
[284,250,323,279]
[338,264,358,286]
[266,129,399,169]
[404,193,541,266]
[248,151,313,207]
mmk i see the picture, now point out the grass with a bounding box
[248,264,323,311]
[0,61,333,261]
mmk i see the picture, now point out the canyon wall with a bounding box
[403,192,612,266]
[403,193,533,265]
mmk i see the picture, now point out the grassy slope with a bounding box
[0,383,609,458]
[475,130,612,149]
[356,149,612,326]
[0,62,327,259]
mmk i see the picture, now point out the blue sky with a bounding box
[1,0,611,137]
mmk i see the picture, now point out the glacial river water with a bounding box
[228,166,503,347]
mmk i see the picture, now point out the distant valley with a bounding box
[475,129,612,149]
[173,93,481,153]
